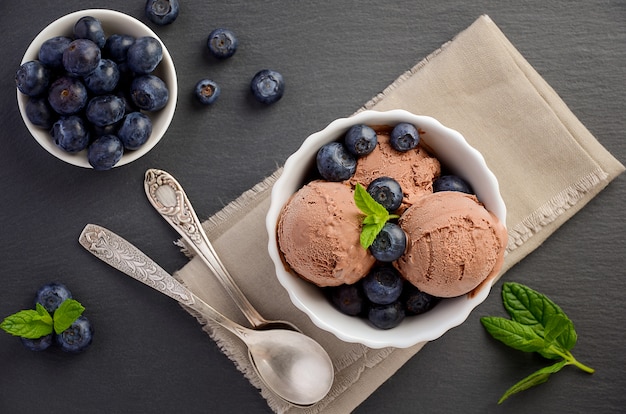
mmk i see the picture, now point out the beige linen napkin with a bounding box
[174,15,624,413]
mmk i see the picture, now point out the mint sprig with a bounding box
[481,282,594,404]
[1,299,85,339]
[353,183,399,248]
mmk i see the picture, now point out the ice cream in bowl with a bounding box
[266,109,507,348]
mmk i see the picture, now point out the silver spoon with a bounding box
[143,168,299,333]
[79,223,334,407]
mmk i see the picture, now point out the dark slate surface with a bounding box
[1,1,624,413]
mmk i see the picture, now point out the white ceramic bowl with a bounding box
[266,109,506,348]
[17,9,178,169]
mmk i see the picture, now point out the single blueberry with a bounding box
[88,135,124,170]
[433,175,473,194]
[118,112,153,150]
[329,283,366,316]
[130,75,169,111]
[20,334,53,352]
[25,97,57,129]
[56,316,93,354]
[316,142,357,181]
[368,301,405,329]
[34,283,72,314]
[250,69,284,104]
[86,95,126,127]
[207,28,238,59]
[38,36,72,70]
[403,283,440,315]
[51,116,91,153]
[390,122,420,152]
[362,266,403,305]
[62,39,101,77]
[15,60,50,97]
[194,78,221,105]
[127,36,163,75]
[369,222,406,262]
[73,16,106,49]
[367,177,403,212]
[145,0,180,25]
[103,34,136,63]
[47,76,88,115]
[84,59,120,94]
[344,124,377,156]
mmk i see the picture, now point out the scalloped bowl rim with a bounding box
[16,9,178,169]
[266,109,506,348]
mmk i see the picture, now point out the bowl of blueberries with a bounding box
[266,109,507,348]
[16,9,177,170]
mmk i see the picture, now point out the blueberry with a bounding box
[127,36,163,75]
[329,283,366,316]
[367,177,403,212]
[403,283,440,315]
[34,283,72,314]
[103,34,135,63]
[130,75,169,111]
[51,116,91,153]
[250,69,284,104]
[25,97,57,129]
[56,316,93,354]
[47,76,88,115]
[207,28,238,59]
[344,124,377,156]
[194,78,221,105]
[73,16,106,49]
[368,301,405,329]
[86,95,125,127]
[316,142,357,181]
[369,222,406,262]
[84,59,120,94]
[20,334,53,352]
[390,122,420,152]
[145,0,180,25]
[118,112,153,150]
[38,36,72,70]
[92,121,121,138]
[362,266,403,305]
[62,39,101,77]
[15,60,50,97]
[433,175,473,194]
[88,135,124,170]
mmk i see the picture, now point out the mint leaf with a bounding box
[53,299,85,334]
[353,183,398,248]
[354,183,388,217]
[480,317,546,353]
[502,282,567,337]
[498,360,568,404]
[1,306,53,339]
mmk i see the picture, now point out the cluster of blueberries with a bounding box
[316,123,473,329]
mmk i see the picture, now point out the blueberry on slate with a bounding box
[390,122,420,152]
[20,334,53,352]
[433,175,473,194]
[103,34,136,63]
[127,36,163,75]
[369,222,406,262]
[15,61,50,97]
[47,76,88,115]
[25,97,57,129]
[86,95,125,127]
[34,283,72,314]
[194,78,221,105]
[316,142,357,181]
[368,301,405,329]
[130,75,169,111]
[38,36,72,70]
[207,28,238,59]
[362,266,403,305]
[344,124,377,156]
[51,116,91,153]
[329,283,366,316]
[367,177,403,212]
[73,16,106,49]
[84,59,120,94]
[403,283,440,315]
[62,39,101,77]
[56,316,93,353]
[250,69,284,104]
[118,112,152,150]
[88,135,124,170]
[145,0,180,25]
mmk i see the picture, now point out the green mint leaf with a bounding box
[52,299,85,334]
[360,222,386,249]
[544,313,577,351]
[498,360,568,404]
[1,307,53,339]
[354,183,388,217]
[480,316,546,353]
